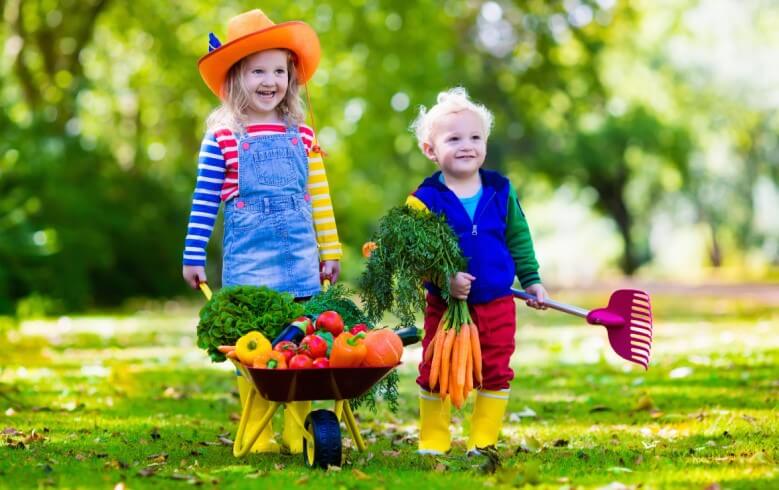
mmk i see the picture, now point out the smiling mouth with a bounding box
[256,90,276,98]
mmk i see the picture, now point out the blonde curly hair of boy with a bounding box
[410,87,494,151]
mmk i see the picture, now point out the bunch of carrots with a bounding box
[424,299,482,409]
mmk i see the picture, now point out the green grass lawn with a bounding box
[1,289,777,489]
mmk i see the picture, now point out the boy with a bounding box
[408,87,547,455]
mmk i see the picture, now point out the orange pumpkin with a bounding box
[362,329,403,367]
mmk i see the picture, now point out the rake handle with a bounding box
[511,288,589,318]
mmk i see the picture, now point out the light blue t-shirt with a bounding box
[439,173,483,220]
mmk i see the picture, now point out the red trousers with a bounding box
[417,293,517,392]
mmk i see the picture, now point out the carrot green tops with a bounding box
[183,124,342,267]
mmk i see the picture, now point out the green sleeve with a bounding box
[505,183,541,288]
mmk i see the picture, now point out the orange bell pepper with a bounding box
[252,350,287,369]
[330,332,367,367]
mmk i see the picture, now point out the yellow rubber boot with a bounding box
[467,389,510,453]
[282,401,311,454]
[236,374,279,453]
[417,389,451,455]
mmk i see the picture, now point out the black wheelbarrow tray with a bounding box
[231,360,398,468]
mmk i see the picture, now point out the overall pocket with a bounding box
[249,146,295,187]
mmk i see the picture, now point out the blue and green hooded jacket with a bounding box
[407,169,541,304]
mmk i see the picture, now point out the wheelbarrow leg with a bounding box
[233,385,280,457]
[336,400,366,452]
[283,402,315,447]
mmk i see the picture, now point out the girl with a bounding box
[181,9,341,454]
[406,88,548,456]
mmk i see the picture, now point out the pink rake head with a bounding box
[587,289,653,369]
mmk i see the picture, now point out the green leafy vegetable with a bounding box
[359,205,467,325]
[304,283,372,327]
[197,285,304,362]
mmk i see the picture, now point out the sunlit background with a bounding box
[1,0,777,310]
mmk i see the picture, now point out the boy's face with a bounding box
[242,49,289,121]
[423,110,486,179]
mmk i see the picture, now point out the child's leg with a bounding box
[467,296,516,452]
[417,293,451,454]
[282,401,312,454]
[418,389,451,454]
[236,372,280,453]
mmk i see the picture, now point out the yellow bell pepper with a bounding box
[235,331,271,366]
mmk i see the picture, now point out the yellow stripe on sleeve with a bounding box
[307,144,342,260]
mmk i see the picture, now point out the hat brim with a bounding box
[198,21,320,98]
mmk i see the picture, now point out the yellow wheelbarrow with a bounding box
[230,360,397,468]
[198,282,397,468]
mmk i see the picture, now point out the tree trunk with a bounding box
[595,174,640,275]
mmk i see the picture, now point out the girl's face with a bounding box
[241,49,289,123]
[423,110,487,179]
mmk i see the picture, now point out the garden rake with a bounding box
[512,288,653,369]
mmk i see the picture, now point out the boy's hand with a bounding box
[320,260,341,284]
[524,283,548,310]
[449,272,476,300]
[183,265,207,289]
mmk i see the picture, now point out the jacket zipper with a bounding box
[471,191,496,236]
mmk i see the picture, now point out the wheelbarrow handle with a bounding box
[199,281,213,301]
[511,288,589,318]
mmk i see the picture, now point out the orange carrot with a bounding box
[218,345,236,354]
[469,322,483,386]
[464,337,473,399]
[429,322,447,389]
[451,328,462,401]
[456,324,470,387]
[439,327,456,399]
[424,324,441,364]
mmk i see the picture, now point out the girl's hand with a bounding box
[524,283,548,310]
[449,272,476,300]
[320,260,341,284]
[183,265,207,289]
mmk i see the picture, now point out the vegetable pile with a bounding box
[221,310,404,371]
[359,205,483,409]
[196,285,303,362]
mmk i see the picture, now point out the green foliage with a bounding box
[303,283,372,327]
[196,285,303,362]
[0,114,189,313]
[359,206,466,325]
[1,0,778,313]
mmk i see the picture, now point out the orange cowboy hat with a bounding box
[198,9,320,98]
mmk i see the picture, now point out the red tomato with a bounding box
[312,357,330,369]
[349,323,369,335]
[316,311,344,337]
[299,334,328,359]
[288,354,314,369]
[273,341,297,363]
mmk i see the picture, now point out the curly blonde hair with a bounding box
[410,87,494,151]
[206,49,306,133]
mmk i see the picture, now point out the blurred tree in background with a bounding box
[1,0,777,314]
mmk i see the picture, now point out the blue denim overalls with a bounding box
[222,125,321,298]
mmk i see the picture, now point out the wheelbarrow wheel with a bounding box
[303,409,342,469]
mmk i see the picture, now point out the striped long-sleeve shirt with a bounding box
[182,124,342,267]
